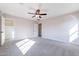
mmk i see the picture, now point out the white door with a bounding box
[0,16,5,46]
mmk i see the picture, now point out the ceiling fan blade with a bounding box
[32,15,35,18]
[39,13,47,15]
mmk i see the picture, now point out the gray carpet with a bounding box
[0,37,79,56]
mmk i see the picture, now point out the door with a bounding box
[38,23,42,37]
[0,16,5,46]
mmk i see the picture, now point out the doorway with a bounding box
[5,19,15,42]
[38,23,42,37]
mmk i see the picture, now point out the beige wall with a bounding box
[5,12,79,45]
[5,16,34,41]
[14,18,34,40]
[41,12,79,45]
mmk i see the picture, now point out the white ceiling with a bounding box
[0,3,79,20]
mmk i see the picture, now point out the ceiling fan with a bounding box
[19,3,47,20]
[28,9,47,20]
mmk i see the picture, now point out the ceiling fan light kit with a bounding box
[28,9,47,20]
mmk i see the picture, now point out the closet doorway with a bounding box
[38,23,42,37]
